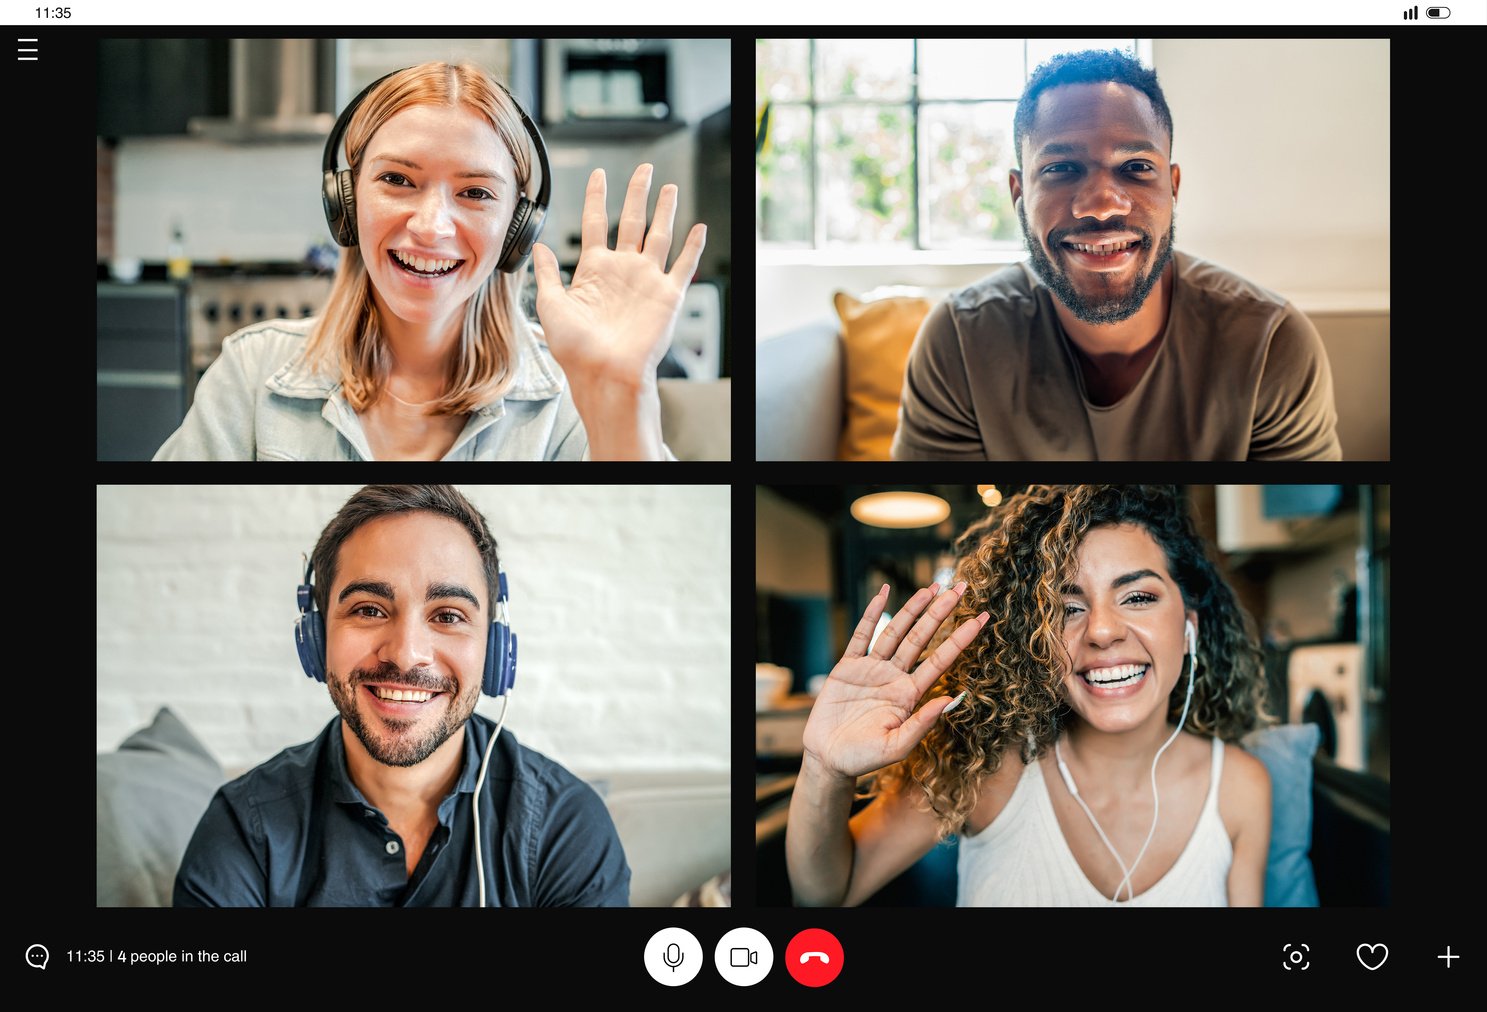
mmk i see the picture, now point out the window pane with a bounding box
[1027,38,1137,74]
[819,105,913,246]
[757,105,812,244]
[756,38,810,103]
[918,40,1026,99]
[817,39,913,101]
[920,103,1019,249]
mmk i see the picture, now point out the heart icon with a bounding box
[1356,943,1388,970]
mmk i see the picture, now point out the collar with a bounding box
[265,320,565,459]
[327,716,486,815]
[266,319,565,404]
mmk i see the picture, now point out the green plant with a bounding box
[756,101,771,158]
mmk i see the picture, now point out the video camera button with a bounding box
[713,927,773,986]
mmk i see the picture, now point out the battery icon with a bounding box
[1427,6,1450,15]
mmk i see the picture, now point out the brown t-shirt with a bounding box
[891,250,1342,460]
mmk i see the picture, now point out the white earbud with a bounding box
[1184,619,1196,659]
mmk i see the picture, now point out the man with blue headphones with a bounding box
[174,484,629,907]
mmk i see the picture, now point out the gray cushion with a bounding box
[755,319,843,460]
[1241,722,1322,907]
[96,707,225,907]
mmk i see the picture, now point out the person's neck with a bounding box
[377,309,462,404]
[1059,716,1177,796]
[1054,261,1174,406]
[340,722,465,826]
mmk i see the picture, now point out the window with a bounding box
[756,38,1144,253]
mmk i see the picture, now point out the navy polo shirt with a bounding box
[173,713,629,907]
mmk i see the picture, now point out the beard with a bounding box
[1018,200,1176,325]
[327,660,480,768]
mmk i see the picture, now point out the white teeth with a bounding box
[1083,663,1147,684]
[373,687,435,702]
[392,251,458,273]
[1068,241,1136,254]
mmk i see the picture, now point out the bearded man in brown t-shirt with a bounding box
[892,49,1341,462]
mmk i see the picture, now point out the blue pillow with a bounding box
[1241,723,1321,907]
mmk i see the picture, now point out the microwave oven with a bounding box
[542,39,670,123]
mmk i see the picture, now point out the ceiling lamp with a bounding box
[850,491,951,529]
[977,485,1003,507]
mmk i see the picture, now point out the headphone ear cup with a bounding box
[498,199,546,273]
[335,170,358,247]
[296,610,328,683]
[483,622,516,696]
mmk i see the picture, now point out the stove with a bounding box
[187,274,335,392]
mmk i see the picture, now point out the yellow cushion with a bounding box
[833,290,932,461]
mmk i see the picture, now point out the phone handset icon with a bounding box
[800,951,831,965]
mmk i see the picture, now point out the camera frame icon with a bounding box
[1282,942,1311,970]
[715,928,773,986]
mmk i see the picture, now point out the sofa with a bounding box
[756,722,1390,907]
[97,707,729,907]
[658,377,732,461]
[755,301,1388,461]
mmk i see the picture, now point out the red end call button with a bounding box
[785,928,844,987]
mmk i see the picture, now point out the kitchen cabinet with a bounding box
[97,39,229,138]
[336,38,511,104]
[97,282,188,460]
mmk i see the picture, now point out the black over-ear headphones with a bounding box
[294,558,517,699]
[321,68,552,274]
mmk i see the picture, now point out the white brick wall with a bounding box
[96,485,731,780]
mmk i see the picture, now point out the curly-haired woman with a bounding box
[786,485,1272,906]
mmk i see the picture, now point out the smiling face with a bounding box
[324,511,490,768]
[1010,82,1180,325]
[1060,523,1196,735]
[355,102,518,336]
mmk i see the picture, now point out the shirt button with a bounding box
[386,840,401,855]
[364,809,376,817]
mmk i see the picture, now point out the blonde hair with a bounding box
[305,62,539,416]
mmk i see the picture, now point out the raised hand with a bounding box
[801,582,989,781]
[532,164,706,393]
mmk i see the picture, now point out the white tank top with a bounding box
[956,734,1231,906]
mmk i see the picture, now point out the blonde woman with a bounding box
[154,62,706,461]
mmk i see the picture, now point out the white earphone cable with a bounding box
[1059,623,1197,903]
[473,691,512,908]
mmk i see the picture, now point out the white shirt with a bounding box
[956,734,1231,906]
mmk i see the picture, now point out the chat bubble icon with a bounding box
[27,944,48,969]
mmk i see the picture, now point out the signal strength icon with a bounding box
[1403,4,1418,16]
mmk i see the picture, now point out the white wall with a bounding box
[115,138,326,263]
[96,485,730,780]
[756,38,1390,338]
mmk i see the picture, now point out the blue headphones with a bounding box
[294,559,517,698]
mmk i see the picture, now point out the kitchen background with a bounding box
[97,38,732,460]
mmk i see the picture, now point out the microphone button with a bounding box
[644,928,701,986]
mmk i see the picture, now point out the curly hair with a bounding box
[876,485,1269,840]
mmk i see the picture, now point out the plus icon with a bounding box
[1438,947,1459,967]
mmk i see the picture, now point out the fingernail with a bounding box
[942,690,969,716]
[978,611,990,626]
[879,583,890,597]
[927,582,940,596]
[954,580,967,595]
